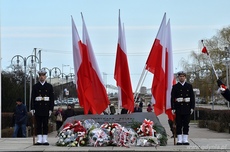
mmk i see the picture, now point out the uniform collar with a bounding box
[39,81,46,85]
[179,81,186,86]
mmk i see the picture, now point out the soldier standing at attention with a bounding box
[30,69,54,145]
[171,71,195,145]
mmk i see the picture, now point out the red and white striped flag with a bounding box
[81,14,110,114]
[72,16,110,114]
[165,19,175,121]
[114,10,134,112]
[145,13,166,116]
[145,13,175,120]
[71,17,89,113]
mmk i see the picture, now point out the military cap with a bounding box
[38,69,47,75]
[177,71,186,76]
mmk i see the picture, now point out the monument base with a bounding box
[61,112,168,145]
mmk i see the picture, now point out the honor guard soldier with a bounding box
[30,69,54,145]
[171,71,195,145]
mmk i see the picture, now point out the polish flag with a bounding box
[114,11,134,112]
[145,13,166,116]
[71,17,89,113]
[165,19,175,121]
[81,14,110,114]
[71,16,110,114]
[202,46,208,55]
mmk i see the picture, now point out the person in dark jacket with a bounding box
[63,104,75,121]
[30,69,54,145]
[120,108,128,114]
[55,106,64,131]
[12,98,27,137]
[217,79,230,102]
[134,103,142,112]
[171,71,195,145]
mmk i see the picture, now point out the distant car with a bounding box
[54,100,61,106]
[67,98,75,105]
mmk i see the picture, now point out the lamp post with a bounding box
[11,55,39,106]
[60,73,69,101]
[103,72,108,94]
[223,46,230,109]
[42,67,61,84]
[68,73,75,84]
[190,68,203,120]
[62,64,70,75]
[209,69,222,110]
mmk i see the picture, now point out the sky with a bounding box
[1,0,230,91]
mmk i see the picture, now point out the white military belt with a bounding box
[35,96,50,101]
[176,97,190,102]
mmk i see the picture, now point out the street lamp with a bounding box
[11,55,39,106]
[189,68,204,120]
[103,72,108,94]
[223,46,230,108]
[210,69,222,110]
[60,73,69,101]
[62,64,70,75]
[68,73,75,84]
[42,67,61,83]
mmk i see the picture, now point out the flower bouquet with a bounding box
[56,121,87,147]
[135,119,160,147]
[100,122,122,146]
[113,126,137,147]
[88,128,110,147]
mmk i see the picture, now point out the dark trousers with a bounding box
[176,114,190,135]
[35,116,49,135]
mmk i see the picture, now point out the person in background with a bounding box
[63,104,75,121]
[120,108,128,114]
[139,100,143,112]
[12,98,27,138]
[30,69,54,145]
[55,107,64,132]
[109,104,116,115]
[134,103,142,112]
[171,71,195,145]
[146,103,153,112]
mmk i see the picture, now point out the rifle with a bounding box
[173,117,176,145]
[32,115,35,145]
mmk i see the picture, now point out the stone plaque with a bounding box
[61,112,166,135]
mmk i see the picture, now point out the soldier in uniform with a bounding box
[171,71,195,145]
[30,69,54,145]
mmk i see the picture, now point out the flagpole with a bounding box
[134,65,148,101]
[201,40,219,80]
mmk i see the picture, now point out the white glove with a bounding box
[172,109,175,115]
[190,109,194,115]
[49,110,52,117]
[30,110,35,116]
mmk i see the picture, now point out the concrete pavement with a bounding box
[0,112,230,151]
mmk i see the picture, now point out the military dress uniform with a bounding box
[171,72,195,145]
[31,70,54,145]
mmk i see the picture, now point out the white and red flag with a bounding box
[145,13,175,120]
[165,19,176,121]
[114,11,134,112]
[71,15,110,114]
[145,13,166,116]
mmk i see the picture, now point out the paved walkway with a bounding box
[0,110,230,151]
